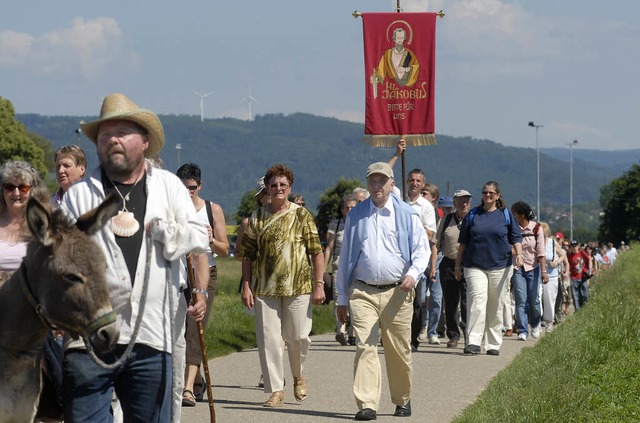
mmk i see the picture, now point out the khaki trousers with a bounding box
[254,294,312,393]
[349,281,414,411]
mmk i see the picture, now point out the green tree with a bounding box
[315,178,363,242]
[0,97,49,178]
[234,189,259,224]
[598,164,640,244]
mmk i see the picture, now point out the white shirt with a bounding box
[406,194,437,233]
[352,196,430,287]
[62,163,208,353]
[606,247,617,263]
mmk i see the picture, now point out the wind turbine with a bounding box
[194,90,213,122]
[241,86,259,121]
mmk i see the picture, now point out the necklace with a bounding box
[109,176,143,237]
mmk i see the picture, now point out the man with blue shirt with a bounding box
[336,162,430,421]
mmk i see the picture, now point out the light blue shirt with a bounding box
[336,195,430,305]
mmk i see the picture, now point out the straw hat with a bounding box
[80,93,164,157]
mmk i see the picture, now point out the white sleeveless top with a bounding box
[0,240,28,271]
[196,203,216,267]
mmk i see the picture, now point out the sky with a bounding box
[2,0,639,150]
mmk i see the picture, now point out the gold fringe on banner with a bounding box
[363,133,437,147]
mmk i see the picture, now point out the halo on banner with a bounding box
[386,20,413,45]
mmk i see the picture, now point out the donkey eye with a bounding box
[64,274,84,284]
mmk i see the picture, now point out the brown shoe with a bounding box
[263,390,285,407]
[446,339,459,348]
[293,376,308,402]
[504,329,513,337]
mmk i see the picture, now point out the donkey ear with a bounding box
[27,197,55,246]
[76,194,120,235]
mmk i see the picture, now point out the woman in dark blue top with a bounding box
[454,181,523,355]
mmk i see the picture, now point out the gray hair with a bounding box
[0,160,50,219]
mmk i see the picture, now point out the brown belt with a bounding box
[357,280,401,290]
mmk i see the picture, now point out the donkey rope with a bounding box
[0,196,120,423]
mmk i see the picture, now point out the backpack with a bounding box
[521,222,541,250]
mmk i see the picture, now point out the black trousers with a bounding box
[440,257,467,341]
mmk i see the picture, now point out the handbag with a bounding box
[322,271,333,305]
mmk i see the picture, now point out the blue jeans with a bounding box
[63,344,172,423]
[422,252,443,333]
[571,278,589,310]
[512,266,542,336]
[426,277,443,337]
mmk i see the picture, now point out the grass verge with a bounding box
[454,247,640,422]
[203,257,335,358]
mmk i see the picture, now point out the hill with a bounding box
[17,112,628,221]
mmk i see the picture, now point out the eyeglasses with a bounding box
[269,183,290,189]
[186,185,198,191]
[3,183,31,194]
[482,191,497,196]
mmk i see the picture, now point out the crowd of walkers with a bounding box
[0,94,627,422]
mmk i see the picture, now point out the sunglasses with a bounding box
[482,191,497,196]
[269,183,290,189]
[186,185,198,191]
[3,183,31,194]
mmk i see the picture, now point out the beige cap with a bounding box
[453,189,472,198]
[366,162,394,179]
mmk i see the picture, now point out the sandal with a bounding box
[263,390,285,407]
[182,389,196,407]
[293,376,307,402]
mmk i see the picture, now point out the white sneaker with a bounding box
[517,333,527,341]
[531,325,541,339]
[545,322,554,333]
[418,328,428,342]
[427,335,440,345]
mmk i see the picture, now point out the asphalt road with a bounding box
[180,332,532,422]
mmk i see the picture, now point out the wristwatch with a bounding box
[192,288,209,299]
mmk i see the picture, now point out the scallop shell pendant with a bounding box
[111,211,140,237]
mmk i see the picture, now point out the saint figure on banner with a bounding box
[371,27,420,98]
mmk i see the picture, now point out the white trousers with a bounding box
[465,266,512,350]
[254,294,312,393]
[542,275,559,323]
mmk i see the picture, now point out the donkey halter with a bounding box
[18,262,116,337]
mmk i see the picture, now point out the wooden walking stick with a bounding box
[186,253,216,423]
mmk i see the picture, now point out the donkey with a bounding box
[0,195,120,423]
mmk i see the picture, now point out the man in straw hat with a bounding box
[336,162,430,420]
[61,93,209,421]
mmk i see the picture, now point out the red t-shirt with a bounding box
[567,250,590,280]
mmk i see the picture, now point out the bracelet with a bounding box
[315,280,325,285]
[192,288,209,299]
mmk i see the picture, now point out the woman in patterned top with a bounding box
[240,164,325,408]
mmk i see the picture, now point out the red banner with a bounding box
[362,12,437,146]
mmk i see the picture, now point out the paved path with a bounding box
[182,333,532,422]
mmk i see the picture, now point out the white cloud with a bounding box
[0,17,139,80]
[402,0,599,81]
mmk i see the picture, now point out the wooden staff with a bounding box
[186,253,216,423]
